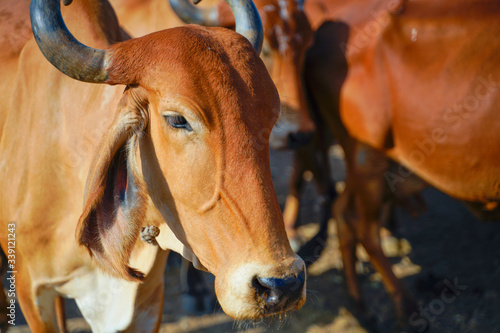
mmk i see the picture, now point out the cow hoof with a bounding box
[394,294,421,332]
[140,225,160,244]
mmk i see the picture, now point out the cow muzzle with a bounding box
[215,256,306,319]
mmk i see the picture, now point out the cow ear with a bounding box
[76,86,149,282]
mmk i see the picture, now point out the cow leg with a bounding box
[348,145,416,322]
[296,132,338,264]
[356,214,416,323]
[351,213,418,330]
[334,189,362,304]
[309,138,337,241]
[55,296,67,333]
[17,270,59,332]
[306,136,337,226]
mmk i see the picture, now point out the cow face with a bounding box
[78,26,306,320]
[258,0,315,149]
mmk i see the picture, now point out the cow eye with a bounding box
[165,115,192,131]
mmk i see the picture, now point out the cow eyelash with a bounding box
[164,115,193,131]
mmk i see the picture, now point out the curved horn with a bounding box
[169,0,263,53]
[30,0,109,83]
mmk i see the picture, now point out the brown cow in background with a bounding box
[304,0,500,324]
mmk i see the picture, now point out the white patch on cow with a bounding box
[280,36,291,54]
[273,25,290,55]
[58,270,139,332]
[278,0,290,20]
[263,4,276,12]
[51,226,163,332]
[155,221,205,271]
[411,28,418,42]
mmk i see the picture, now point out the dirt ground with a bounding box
[9,147,500,333]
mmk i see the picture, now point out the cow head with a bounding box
[32,0,305,320]
[169,0,315,149]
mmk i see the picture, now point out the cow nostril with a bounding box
[252,271,305,313]
[252,276,284,308]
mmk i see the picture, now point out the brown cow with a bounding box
[0,0,306,331]
[304,0,500,323]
